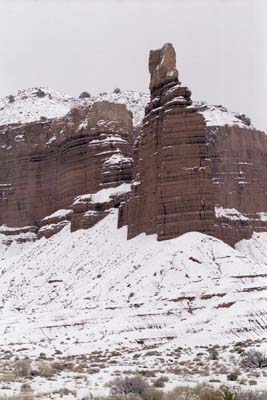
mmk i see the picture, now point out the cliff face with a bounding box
[119,43,215,240]
[208,124,267,244]
[119,43,267,245]
[0,100,133,233]
[1,45,267,247]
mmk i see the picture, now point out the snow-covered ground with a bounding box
[194,101,254,129]
[0,87,149,127]
[1,210,267,397]
[0,87,255,130]
[0,86,264,397]
[0,88,75,126]
[0,226,37,261]
[1,209,267,356]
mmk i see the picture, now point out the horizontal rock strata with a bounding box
[1,44,267,246]
[119,43,215,240]
[208,125,267,245]
[0,101,133,233]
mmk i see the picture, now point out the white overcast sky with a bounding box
[0,0,266,131]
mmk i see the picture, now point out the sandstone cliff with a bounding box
[1,45,267,246]
[119,43,267,245]
[0,98,133,238]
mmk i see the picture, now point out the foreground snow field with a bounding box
[1,210,267,397]
[1,210,267,356]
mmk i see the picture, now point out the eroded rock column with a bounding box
[120,43,215,240]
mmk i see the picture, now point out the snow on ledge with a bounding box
[0,224,36,233]
[42,209,73,222]
[103,153,132,166]
[73,183,131,205]
[257,212,267,222]
[215,206,249,221]
[193,101,254,129]
[216,207,267,222]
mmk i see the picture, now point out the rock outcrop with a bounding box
[119,43,267,245]
[119,43,215,240]
[1,44,267,247]
[149,43,179,92]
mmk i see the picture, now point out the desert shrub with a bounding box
[166,385,225,400]
[58,388,77,397]
[113,88,121,94]
[153,376,169,388]
[36,361,56,378]
[8,95,15,103]
[14,359,31,377]
[51,361,65,372]
[198,386,222,400]
[208,347,219,360]
[248,380,257,386]
[36,88,46,98]
[20,383,32,392]
[235,391,267,400]
[107,376,148,397]
[137,370,156,378]
[145,351,161,357]
[241,349,267,369]
[142,388,164,400]
[79,91,91,99]
[166,386,200,400]
[227,370,239,381]
[220,388,235,400]
[202,386,267,400]
[19,383,33,400]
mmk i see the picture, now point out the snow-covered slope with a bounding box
[0,88,149,127]
[0,87,255,130]
[0,226,37,261]
[194,101,254,129]
[0,88,75,126]
[0,210,267,357]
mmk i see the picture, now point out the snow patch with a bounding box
[193,101,254,129]
[73,183,131,205]
[103,153,132,166]
[1,210,267,356]
[42,209,73,222]
[0,88,150,127]
[215,206,249,221]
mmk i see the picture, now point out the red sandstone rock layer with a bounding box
[208,125,267,245]
[119,43,267,246]
[1,44,267,247]
[0,101,133,231]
